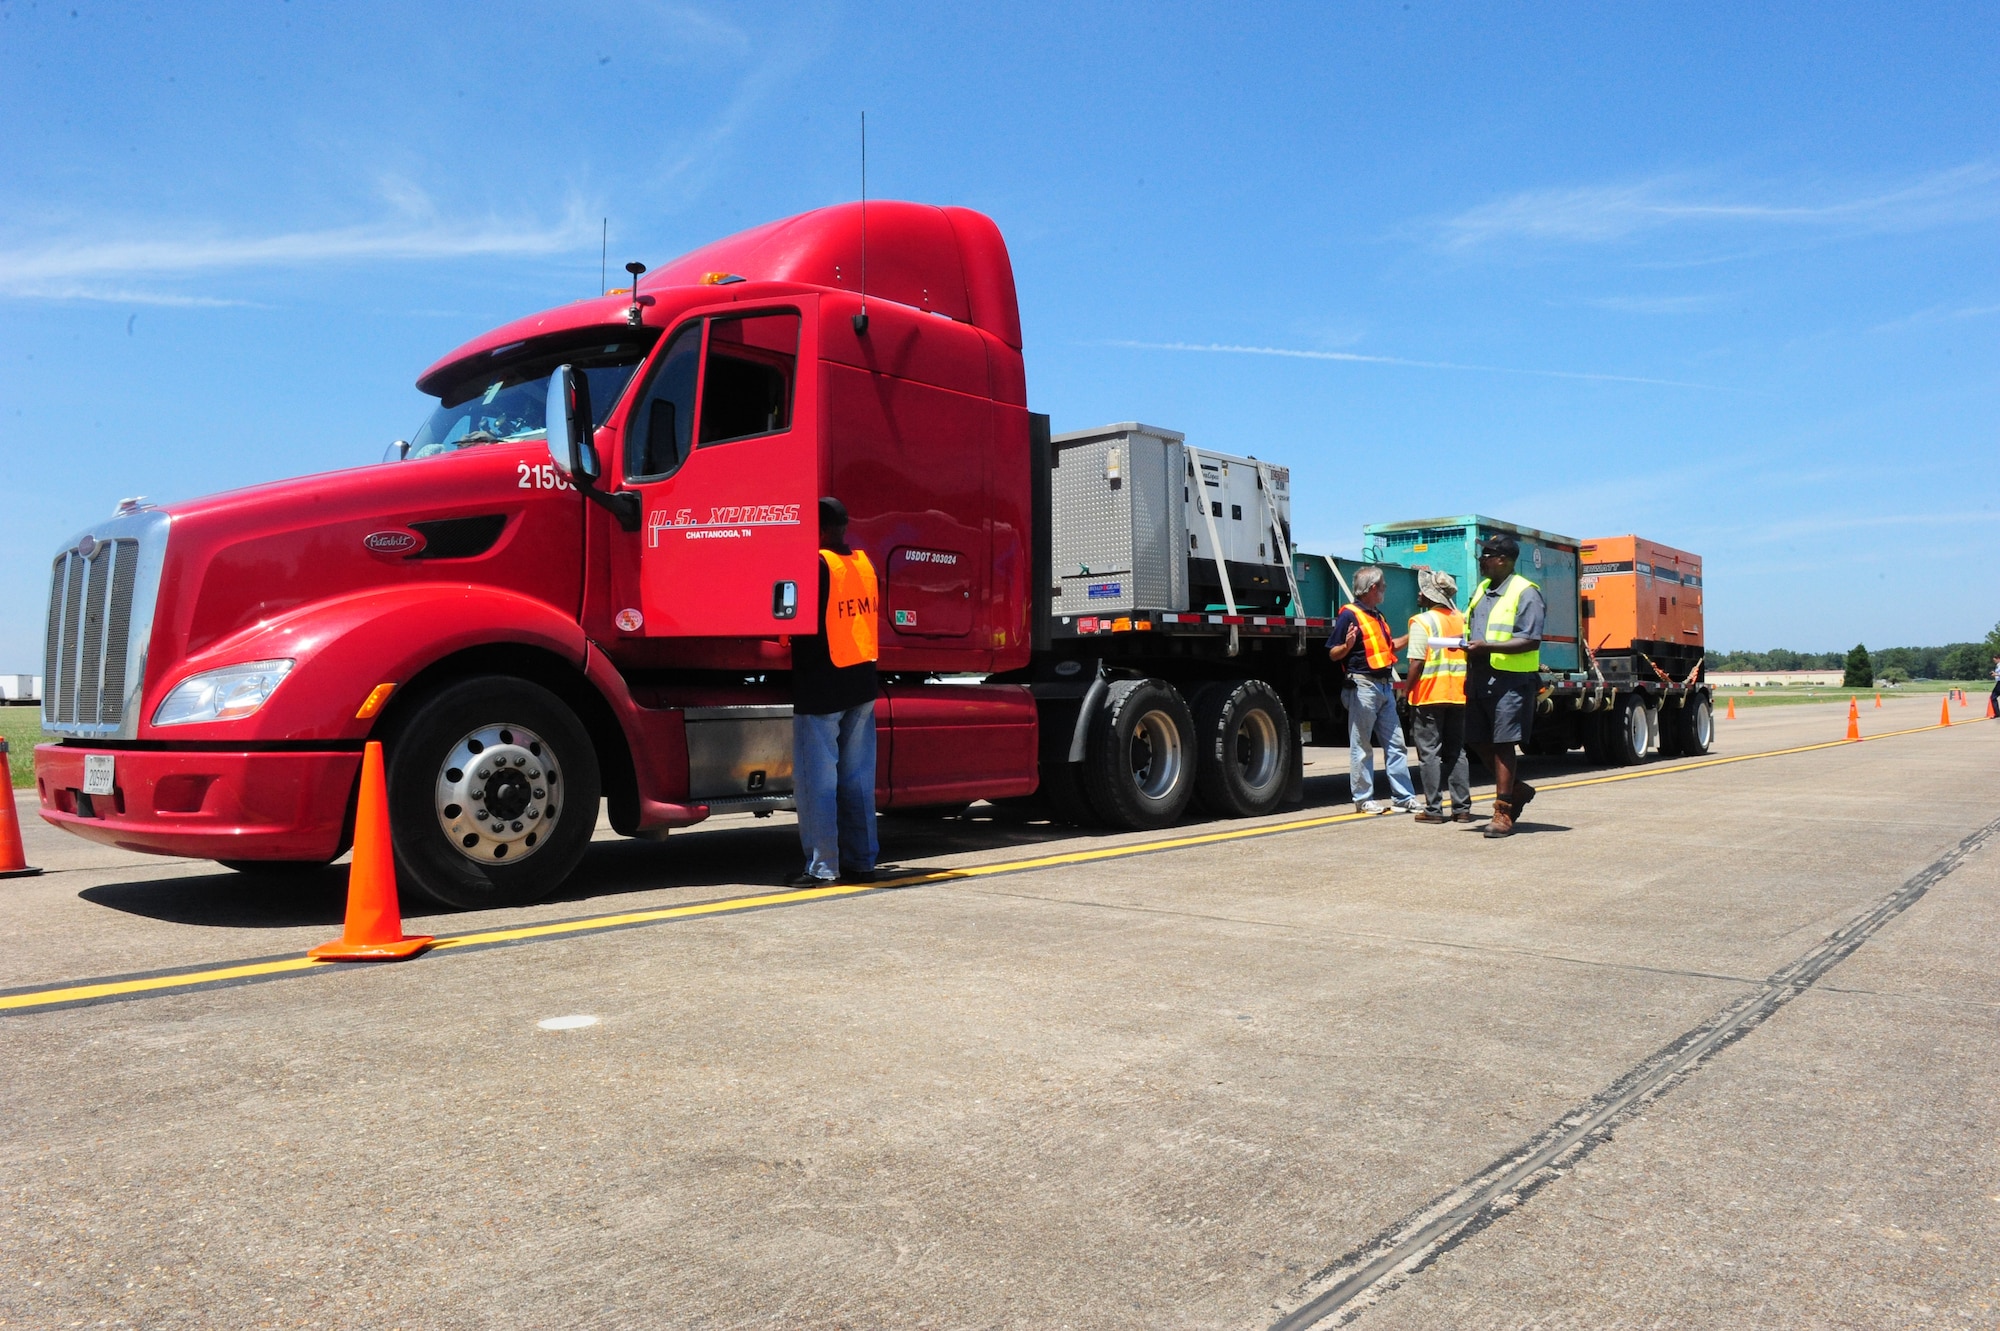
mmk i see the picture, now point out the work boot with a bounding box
[1450,807,1475,823]
[1412,810,1447,824]
[1512,781,1537,813]
[786,872,836,890]
[1484,808,1516,838]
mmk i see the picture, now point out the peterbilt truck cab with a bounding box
[35,202,1042,908]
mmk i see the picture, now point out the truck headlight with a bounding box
[153,660,295,727]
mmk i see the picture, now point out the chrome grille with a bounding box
[42,509,169,738]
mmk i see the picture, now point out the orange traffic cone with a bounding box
[1939,697,1952,728]
[1957,689,1968,707]
[1874,693,1882,708]
[1725,697,1736,720]
[1988,695,1997,719]
[310,741,431,961]
[0,740,42,879]
[1846,698,1861,741]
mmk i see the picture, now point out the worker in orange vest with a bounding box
[788,497,882,887]
[1326,565,1417,814]
[1405,571,1473,824]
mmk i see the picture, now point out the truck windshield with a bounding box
[404,338,654,460]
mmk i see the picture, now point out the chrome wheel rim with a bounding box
[435,724,562,864]
[1130,708,1185,801]
[1692,700,1713,750]
[1235,707,1281,791]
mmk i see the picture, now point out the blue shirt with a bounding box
[1325,604,1396,680]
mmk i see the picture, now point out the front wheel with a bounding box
[1191,679,1293,818]
[1084,679,1196,830]
[382,676,601,910]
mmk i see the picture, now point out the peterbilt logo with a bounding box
[363,528,426,557]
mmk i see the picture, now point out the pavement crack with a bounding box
[1263,810,2000,1331]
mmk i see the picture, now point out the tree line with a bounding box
[1712,622,2000,685]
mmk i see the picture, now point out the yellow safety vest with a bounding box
[820,549,879,667]
[1410,608,1467,706]
[1340,603,1399,671]
[1470,574,1541,673]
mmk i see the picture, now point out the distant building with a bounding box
[1709,670,1844,688]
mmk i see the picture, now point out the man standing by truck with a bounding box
[788,497,881,887]
[1327,566,1417,815]
[1405,571,1473,824]
[1465,533,1545,838]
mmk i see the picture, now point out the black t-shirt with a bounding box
[792,546,879,716]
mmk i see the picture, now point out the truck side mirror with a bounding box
[546,365,600,484]
[383,439,410,462]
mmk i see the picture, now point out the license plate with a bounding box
[82,754,116,797]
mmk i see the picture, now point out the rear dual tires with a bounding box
[1083,679,1198,831]
[1607,696,1653,766]
[1191,679,1293,819]
[1663,695,1713,757]
[383,676,602,911]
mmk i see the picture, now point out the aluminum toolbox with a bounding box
[1362,515,1583,673]
[1050,422,1293,618]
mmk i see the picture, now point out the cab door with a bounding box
[618,300,820,638]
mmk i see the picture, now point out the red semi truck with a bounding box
[33,202,1340,908]
[32,201,1709,908]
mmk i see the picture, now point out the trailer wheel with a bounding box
[383,675,601,910]
[1673,696,1713,756]
[1084,679,1196,830]
[1581,710,1613,764]
[1608,696,1651,766]
[1192,680,1293,818]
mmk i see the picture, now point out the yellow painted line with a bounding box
[3,715,1988,1016]
[0,956,324,1012]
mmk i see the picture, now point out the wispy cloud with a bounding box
[1106,340,1729,391]
[1441,163,2000,250]
[0,209,593,295]
[1580,293,1734,315]
[4,285,256,308]
[1733,510,2000,543]
[1869,300,2000,333]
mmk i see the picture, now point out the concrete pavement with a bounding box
[2,693,1995,1329]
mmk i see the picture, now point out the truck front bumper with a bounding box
[34,744,361,862]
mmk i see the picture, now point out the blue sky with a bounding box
[2,0,1996,672]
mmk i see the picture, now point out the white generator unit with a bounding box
[1049,423,1295,618]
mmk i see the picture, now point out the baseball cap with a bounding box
[1478,532,1520,558]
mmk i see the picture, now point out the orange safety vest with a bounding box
[820,548,879,668]
[1410,608,1467,706]
[1340,603,1398,671]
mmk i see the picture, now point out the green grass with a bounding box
[1,707,44,788]
[1712,678,1992,708]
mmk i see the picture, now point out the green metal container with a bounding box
[1360,515,1583,674]
[1291,554,1421,641]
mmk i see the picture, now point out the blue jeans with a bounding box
[1344,677,1415,807]
[793,703,878,881]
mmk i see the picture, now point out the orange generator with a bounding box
[1579,536,1703,675]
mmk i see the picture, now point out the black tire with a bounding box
[1191,679,1293,818]
[1581,709,1612,764]
[1674,695,1713,756]
[1608,696,1650,766]
[382,676,601,910]
[1083,679,1196,830]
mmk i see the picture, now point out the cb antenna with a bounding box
[600,218,608,296]
[625,260,646,326]
[852,110,869,336]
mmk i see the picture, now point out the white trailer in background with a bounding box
[1,675,42,704]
